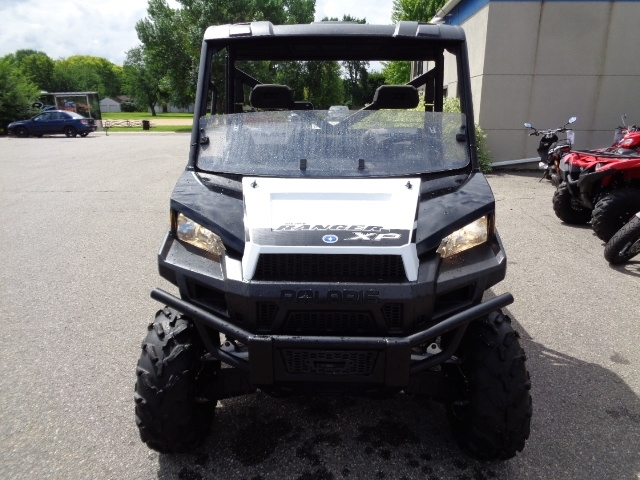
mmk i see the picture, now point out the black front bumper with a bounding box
[151,288,513,388]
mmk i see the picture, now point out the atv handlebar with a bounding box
[525,116,576,136]
[529,126,570,137]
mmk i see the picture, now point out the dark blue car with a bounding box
[8,110,97,138]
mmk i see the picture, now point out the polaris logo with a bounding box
[322,235,338,244]
[281,289,380,304]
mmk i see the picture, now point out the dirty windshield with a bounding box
[197,110,469,177]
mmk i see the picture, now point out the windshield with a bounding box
[198,110,468,177]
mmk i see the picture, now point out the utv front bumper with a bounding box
[150,288,513,388]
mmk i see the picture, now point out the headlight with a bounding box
[174,212,225,259]
[436,216,489,258]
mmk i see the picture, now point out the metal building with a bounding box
[426,0,640,163]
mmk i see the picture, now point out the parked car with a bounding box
[7,110,97,138]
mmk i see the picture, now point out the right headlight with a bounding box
[173,212,225,259]
[436,216,489,259]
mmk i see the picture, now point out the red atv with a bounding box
[610,115,640,154]
[553,124,640,240]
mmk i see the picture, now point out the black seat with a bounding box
[249,84,294,109]
[370,85,419,109]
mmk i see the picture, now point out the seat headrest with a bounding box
[291,101,314,111]
[372,85,419,109]
[249,84,294,109]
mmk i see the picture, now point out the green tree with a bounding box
[135,0,195,108]
[13,49,43,64]
[136,0,317,107]
[1,50,56,92]
[19,52,55,92]
[51,56,123,99]
[123,46,161,115]
[363,71,387,101]
[322,15,372,107]
[0,58,40,133]
[391,0,444,23]
[381,61,411,84]
[304,61,344,109]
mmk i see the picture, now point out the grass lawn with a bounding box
[101,112,193,120]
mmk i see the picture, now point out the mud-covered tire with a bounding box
[592,189,640,242]
[134,307,218,453]
[604,214,640,264]
[446,311,532,461]
[552,183,591,224]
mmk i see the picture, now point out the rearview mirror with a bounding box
[568,117,577,124]
[524,123,532,129]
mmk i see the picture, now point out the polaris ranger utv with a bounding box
[135,21,532,461]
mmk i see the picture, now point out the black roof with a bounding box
[203,21,466,61]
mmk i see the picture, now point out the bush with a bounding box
[0,59,40,134]
[474,124,493,174]
[120,101,137,112]
[443,97,492,174]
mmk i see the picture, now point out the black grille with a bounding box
[189,281,227,312]
[281,349,378,376]
[381,303,403,331]
[253,254,406,282]
[283,311,377,335]
[257,302,278,331]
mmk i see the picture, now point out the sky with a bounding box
[0,0,394,66]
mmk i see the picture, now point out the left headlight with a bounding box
[173,212,225,259]
[436,216,489,259]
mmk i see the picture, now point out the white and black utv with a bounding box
[135,21,532,461]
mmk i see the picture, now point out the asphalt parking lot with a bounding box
[1,133,638,480]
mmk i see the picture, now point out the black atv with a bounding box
[134,21,532,461]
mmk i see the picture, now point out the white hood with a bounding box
[241,177,421,281]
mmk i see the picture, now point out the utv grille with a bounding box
[283,311,377,335]
[381,303,403,331]
[253,254,406,282]
[281,349,378,376]
[257,302,278,331]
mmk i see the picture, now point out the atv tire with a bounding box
[592,188,640,242]
[552,183,591,224]
[135,307,218,453]
[445,311,532,461]
[604,214,640,264]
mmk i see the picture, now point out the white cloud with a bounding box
[0,0,150,64]
[0,0,393,66]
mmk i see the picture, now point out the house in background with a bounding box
[99,95,194,114]
[99,95,130,113]
[418,0,640,163]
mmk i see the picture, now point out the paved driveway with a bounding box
[1,133,638,479]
